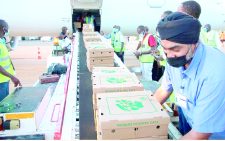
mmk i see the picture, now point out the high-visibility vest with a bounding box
[0,43,14,83]
[85,16,94,24]
[201,31,217,48]
[113,32,125,52]
[111,32,116,47]
[139,34,154,63]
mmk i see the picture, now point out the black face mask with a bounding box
[167,56,188,67]
[166,45,194,67]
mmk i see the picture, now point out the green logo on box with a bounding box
[106,77,127,84]
[116,99,144,111]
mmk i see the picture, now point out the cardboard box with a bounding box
[83,32,100,37]
[83,37,102,43]
[87,59,114,72]
[84,42,105,50]
[92,73,143,93]
[74,22,81,28]
[82,24,94,32]
[87,56,114,65]
[98,134,167,140]
[92,73,144,109]
[83,37,103,49]
[83,24,94,29]
[96,91,170,139]
[83,28,94,32]
[92,67,130,76]
[86,44,114,58]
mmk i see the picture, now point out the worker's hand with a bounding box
[134,50,141,58]
[11,76,22,87]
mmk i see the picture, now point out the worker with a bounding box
[104,25,117,47]
[155,12,225,139]
[177,0,201,19]
[176,0,205,135]
[200,24,222,49]
[220,31,225,53]
[58,26,69,40]
[112,25,125,63]
[161,10,173,19]
[219,31,225,42]
[110,25,117,47]
[85,13,95,24]
[0,19,21,101]
[134,25,156,81]
[136,25,144,51]
[84,12,95,30]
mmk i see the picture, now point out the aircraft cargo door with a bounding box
[72,9,101,32]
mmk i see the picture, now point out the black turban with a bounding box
[157,12,201,44]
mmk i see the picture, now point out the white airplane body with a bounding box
[0,0,225,36]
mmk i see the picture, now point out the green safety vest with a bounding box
[0,43,14,83]
[201,30,217,48]
[85,17,94,24]
[139,34,154,63]
[113,32,125,52]
[111,32,116,47]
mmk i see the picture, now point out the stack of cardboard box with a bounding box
[83,36,103,49]
[82,24,94,32]
[85,42,114,71]
[96,91,170,140]
[83,32,99,37]
[92,69,144,129]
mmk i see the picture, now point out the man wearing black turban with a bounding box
[154,12,225,139]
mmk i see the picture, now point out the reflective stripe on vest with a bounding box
[0,43,14,83]
[139,34,154,63]
[113,32,125,52]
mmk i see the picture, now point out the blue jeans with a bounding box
[0,81,9,102]
[178,106,192,135]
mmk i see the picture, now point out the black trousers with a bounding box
[115,52,124,63]
[152,60,164,81]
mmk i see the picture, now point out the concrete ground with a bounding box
[9,40,52,93]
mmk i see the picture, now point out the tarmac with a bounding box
[9,40,52,93]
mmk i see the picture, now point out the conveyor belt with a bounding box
[78,33,97,139]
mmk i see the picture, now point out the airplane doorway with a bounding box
[72,9,101,33]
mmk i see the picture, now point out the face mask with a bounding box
[138,31,145,38]
[114,28,119,33]
[112,28,116,33]
[4,31,9,37]
[2,27,9,37]
[166,45,194,67]
[203,28,207,32]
